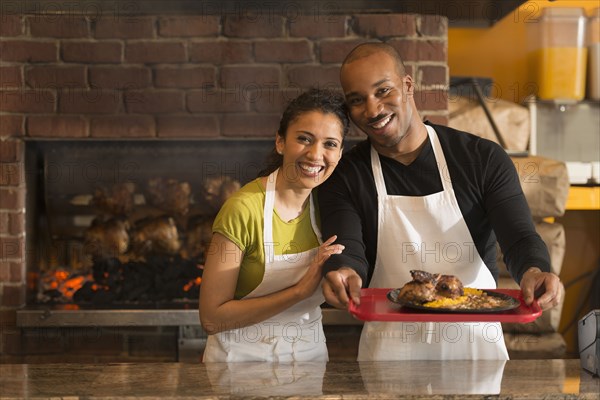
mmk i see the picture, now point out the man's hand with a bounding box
[322,267,362,309]
[520,267,563,310]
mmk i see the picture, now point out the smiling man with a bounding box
[317,42,563,361]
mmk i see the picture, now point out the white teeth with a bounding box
[372,115,392,129]
[299,164,321,174]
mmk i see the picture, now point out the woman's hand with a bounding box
[295,235,344,300]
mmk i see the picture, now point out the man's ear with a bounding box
[403,75,415,97]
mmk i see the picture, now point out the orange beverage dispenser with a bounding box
[588,8,600,101]
[530,8,588,102]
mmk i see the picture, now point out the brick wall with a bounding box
[0,10,448,359]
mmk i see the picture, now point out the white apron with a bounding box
[357,125,509,361]
[203,169,328,362]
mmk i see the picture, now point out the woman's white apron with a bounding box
[357,125,509,361]
[203,169,328,362]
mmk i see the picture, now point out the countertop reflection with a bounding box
[1,359,598,399]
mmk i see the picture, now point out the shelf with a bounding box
[566,186,600,210]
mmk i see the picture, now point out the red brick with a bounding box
[90,116,155,138]
[27,116,87,138]
[58,89,121,114]
[0,90,56,113]
[417,40,447,62]
[0,213,7,235]
[125,91,184,113]
[0,187,24,209]
[28,16,89,38]
[0,14,23,36]
[0,163,22,186]
[89,67,151,89]
[387,39,418,62]
[154,67,215,89]
[12,261,23,282]
[286,65,340,89]
[221,114,280,137]
[157,116,219,138]
[0,211,25,236]
[61,41,122,63]
[187,90,250,113]
[25,66,87,88]
[94,17,155,39]
[255,40,313,63]
[158,16,219,37]
[223,15,284,38]
[220,66,280,89]
[418,15,448,37]
[0,139,22,162]
[189,41,253,64]
[251,88,303,113]
[0,116,24,138]
[1,284,25,307]
[0,66,22,88]
[8,211,23,235]
[414,90,448,112]
[125,42,186,64]
[422,114,448,126]
[353,14,417,37]
[319,39,367,64]
[418,65,447,86]
[0,259,10,281]
[0,41,58,62]
[289,15,347,38]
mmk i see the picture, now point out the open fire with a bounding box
[38,256,203,304]
[24,141,269,306]
[33,174,231,305]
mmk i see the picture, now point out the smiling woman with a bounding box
[199,88,350,363]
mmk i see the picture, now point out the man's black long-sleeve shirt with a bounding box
[317,123,550,286]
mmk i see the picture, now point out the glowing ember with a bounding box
[38,269,93,303]
[183,277,202,292]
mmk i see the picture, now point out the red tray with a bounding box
[348,288,542,323]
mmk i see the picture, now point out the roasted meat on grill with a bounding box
[131,216,181,256]
[199,175,241,214]
[84,218,130,259]
[184,217,214,259]
[145,178,191,216]
[92,182,135,216]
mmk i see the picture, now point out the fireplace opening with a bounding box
[25,139,275,306]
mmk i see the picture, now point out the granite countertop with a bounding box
[1,359,598,399]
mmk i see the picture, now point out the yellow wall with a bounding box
[448,0,599,103]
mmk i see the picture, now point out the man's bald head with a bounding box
[341,42,407,78]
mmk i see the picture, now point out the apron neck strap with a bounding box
[370,125,454,196]
[263,168,321,264]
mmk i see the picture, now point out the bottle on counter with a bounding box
[530,7,588,102]
[587,7,600,101]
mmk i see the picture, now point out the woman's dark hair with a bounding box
[258,88,350,177]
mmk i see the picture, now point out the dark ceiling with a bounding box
[7,0,530,27]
